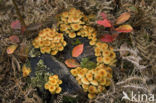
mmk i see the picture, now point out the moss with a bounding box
[71,38,82,46]
[29,47,41,58]
[80,58,96,69]
[63,96,78,103]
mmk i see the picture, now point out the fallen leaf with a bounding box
[9,35,20,43]
[22,64,31,77]
[100,34,114,42]
[116,12,131,24]
[97,19,112,27]
[11,20,21,29]
[115,24,133,33]
[65,58,80,68]
[72,44,84,57]
[100,12,107,19]
[97,12,112,27]
[7,44,18,54]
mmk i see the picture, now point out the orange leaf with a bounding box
[65,58,80,68]
[7,44,18,54]
[115,24,133,33]
[116,12,131,25]
[72,44,84,57]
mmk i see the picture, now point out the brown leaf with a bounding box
[115,24,133,33]
[9,35,20,43]
[65,58,80,68]
[116,12,131,25]
[7,44,18,54]
[72,44,84,57]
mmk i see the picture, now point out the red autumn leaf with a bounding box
[97,12,112,27]
[9,35,20,43]
[100,34,114,42]
[65,58,80,68]
[97,19,112,27]
[72,44,84,57]
[116,12,131,25]
[115,24,133,33]
[11,20,21,29]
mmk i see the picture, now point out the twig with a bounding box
[12,0,26,27]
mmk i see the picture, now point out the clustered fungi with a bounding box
[32,8,116,98]
[70,64,112,99]
[95,42,116,66]
[44,75,62,94]
[57,8,97,45]
[32,28,67,55]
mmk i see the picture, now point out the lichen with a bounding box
[30,59,52,89]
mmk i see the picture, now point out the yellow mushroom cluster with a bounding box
[32,28,67,55]
[77,26,97,46]
[44,75,62,94]
[57,8,97,44]
[57,8,86,38]
[95,42,116,66]
[70,64,112,99]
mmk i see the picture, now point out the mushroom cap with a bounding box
[56,87,62,94]
[100,78,106,85]
[44,83,50,90]
[69,32,76,38]
[98,69,107,77]
[85,72,93,81]
[98,85,105,93]
[70,69,78,77]
[82,84,89,90]
[88,93,96,99]
[51,50,58,55]
[70,24,81,31]
[89,40,96,45]
[49,79,58,86]
[52,75,59,79]
[88,85,98,94]
[103,56,111,64]
[102,50,111,57]
[96,56,103,63]
[49,85,56,93]
[81,77,90,85]
[90,80,98,86]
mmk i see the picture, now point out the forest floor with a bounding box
[0,0,156,103]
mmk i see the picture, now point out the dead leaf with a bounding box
[115,24,133,33]
[100,34,114,42]
[72,44,84,57]
[9,35,20,43]
[97,12,112,27]
[7,44,18,54]
[65,58,80,68]
[116,12,131,25]
[97,19,112,27]
[100,34,119,42]
[11,20,21,29]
